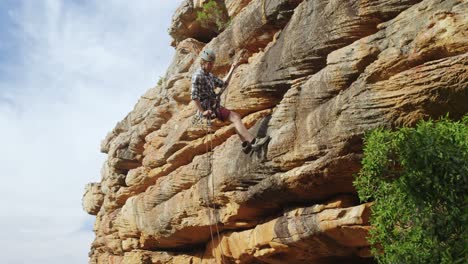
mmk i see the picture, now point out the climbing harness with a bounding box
[192,83,228,126]
[202,97,224,121]
[191,100,219,127]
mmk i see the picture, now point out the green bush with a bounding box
[157,76,165,86]
[196,0,230,33]
[354,116,468,264]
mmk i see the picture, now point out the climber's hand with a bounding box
[233,57,242,67]
[233,49,248,67]
[202,110,213,117]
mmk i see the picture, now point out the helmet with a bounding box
[200,49,216,62]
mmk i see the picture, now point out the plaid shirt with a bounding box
[191,68,225,102]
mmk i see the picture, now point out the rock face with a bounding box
[83,0,468,263]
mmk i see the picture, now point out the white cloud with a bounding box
[0,0,184,263]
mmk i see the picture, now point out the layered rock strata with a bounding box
[83,0,468,263]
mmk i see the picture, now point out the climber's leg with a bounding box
[227,110,254,143]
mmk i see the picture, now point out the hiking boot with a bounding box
[251,136,270,149]
[242,141,252,154]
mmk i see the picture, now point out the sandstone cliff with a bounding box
[82,0,468,263]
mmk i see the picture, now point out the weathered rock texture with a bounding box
[83,0,468,263]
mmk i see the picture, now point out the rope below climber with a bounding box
[191,48,269,154]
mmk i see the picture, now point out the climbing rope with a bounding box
[202,118,227,263]
[202,119,217,257]
[208,123,227,263]
[220,82,228,107]
[192,49,252,262]
[261,0,268,24]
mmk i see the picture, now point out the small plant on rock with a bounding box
[157,76,165,86]
[196,0,230,33]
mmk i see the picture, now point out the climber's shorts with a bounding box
[216,106,231,121]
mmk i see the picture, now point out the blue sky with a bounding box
[0,1,183,263]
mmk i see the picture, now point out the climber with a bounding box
[191,48,269,154]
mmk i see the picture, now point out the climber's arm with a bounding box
[223,62,238,86]
[193,99,204,112]
[221,50,246,90]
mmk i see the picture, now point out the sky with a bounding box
[0,0,183,263]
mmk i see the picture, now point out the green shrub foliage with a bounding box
[157,76,165,86]
[354,116,468,264]
[196,0,230,33]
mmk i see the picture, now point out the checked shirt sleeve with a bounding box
[212,75,225,88]
[191,72,203,100]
